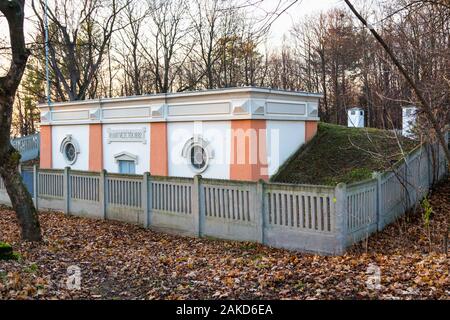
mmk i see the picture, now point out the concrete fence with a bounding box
[0,138,448,255]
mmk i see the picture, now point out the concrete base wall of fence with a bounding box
[204,218,259,243]
[0,136,448,255]
[70,200,103,220]
[151,212,197,237]
[107,207,144,226]
[38,197,65,213]
[265,228,341,255]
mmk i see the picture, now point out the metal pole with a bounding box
[44,0,51,105]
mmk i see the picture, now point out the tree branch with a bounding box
[344,0,450,167]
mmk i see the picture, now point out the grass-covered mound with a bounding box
[271,122,417,185]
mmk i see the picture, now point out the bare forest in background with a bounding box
[2,0,449,138]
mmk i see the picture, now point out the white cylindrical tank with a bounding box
[347,107,365,128]
[402,106,417,138]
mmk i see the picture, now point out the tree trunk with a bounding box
[0,92,42,241]
[0,145,41,241]
[0,0,42,241]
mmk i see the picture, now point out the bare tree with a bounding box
[190,0,223,89]
[31,0,128,101]
[140,0,191,93]
[115,0,150,96]
[9,0,447,140]
[0,0,42,241]
[344,0,450,166]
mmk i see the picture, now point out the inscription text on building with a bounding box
[107,128,147,144]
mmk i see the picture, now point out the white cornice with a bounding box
[37,87,323,109]
[39,116,321,127]
[39,88,322,125]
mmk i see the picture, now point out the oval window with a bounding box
[190,145,207,172]
[64,143,77,163]
[60,135,80,165]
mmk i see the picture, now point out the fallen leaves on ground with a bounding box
[0,179,449,300]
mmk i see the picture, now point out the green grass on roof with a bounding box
[271,122,417,186]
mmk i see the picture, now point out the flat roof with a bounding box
[38,86,323,108]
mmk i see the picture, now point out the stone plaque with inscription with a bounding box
[107,128,147,144]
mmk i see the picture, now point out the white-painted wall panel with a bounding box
[102,123,150,174]
[266,121,305,176]
[50,119,308,179]
[168,102,230,116]
[168,121,231,179]
[52,125,90,171]
[266,102,306,115]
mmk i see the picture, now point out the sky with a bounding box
[253,0,343,45]
[1,0,343,71]
[3,0,342,44]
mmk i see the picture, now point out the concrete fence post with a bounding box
[142,172,151,228]
[375,173,383,231]
[255,180,265,244]
[33,164,38,210]
[432,143,438,184]
[334,183,348,255]
[437,142,441,179]
[63,167,70,214]
[148,173,154,228]
[192,175,203,237]
[426,143,433,188]
[99,170,107,220]
[404,156,410,210]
